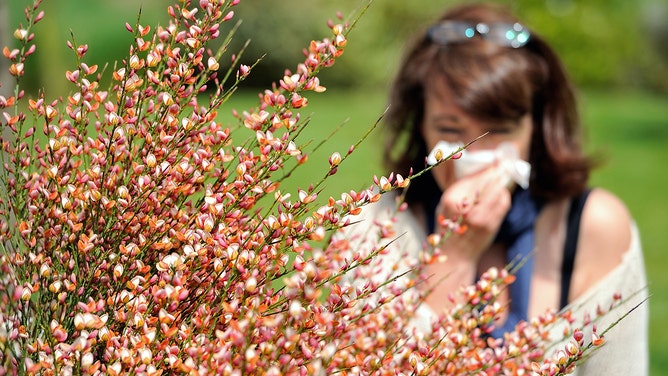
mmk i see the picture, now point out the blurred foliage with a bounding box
[6,0,172,96]
[187,0,668,91]
[6,0,668,96]
[510,0,668,90]
[221,0,435,89]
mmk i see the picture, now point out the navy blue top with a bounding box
[488,188,544,337]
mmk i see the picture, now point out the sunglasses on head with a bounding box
[428,21,530,48]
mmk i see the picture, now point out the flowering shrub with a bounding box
[0,0,620,375]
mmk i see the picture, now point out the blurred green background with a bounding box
[5,0,667,374]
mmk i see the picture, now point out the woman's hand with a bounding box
[437,163,512,262]
[422,164,512,313]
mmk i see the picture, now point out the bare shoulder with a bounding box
[570,188,633,299]
[580,188,632,251]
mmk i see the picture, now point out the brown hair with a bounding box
[384,2,594,203]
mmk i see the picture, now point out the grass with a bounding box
[222,86,668,375]
[581,89,668,376]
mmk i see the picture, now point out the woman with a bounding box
[338,2,648,374]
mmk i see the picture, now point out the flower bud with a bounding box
[21,285,32,301]
[147,51,160,67]
[40,264,52,278]
[113,264,124,278]
[146,153,156,168]
[238,64,250,78]
[289,301,303,319]
[565,341,579,356]
[207,57,219,71]
[186,37,199,49]
[245,276,257,293]
[74,313,85,330]
[13,29,28,41]
[108,362,122,376]
[332,24,344,35]
[45,106,57,120]
[9,63,24,77]
[113,68,126,81]
[129,55,142,69]
[328,152,341,168]
[434,149,443,163]
[49,281,62,293]
[334,34,347,47]
[137,348,151,365]
[98,327,110,341]
[556,350,568,365]
[379,176,391,191]
[158,308,174,324]
[81,352,94,369]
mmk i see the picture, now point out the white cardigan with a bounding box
[336,192,649,375]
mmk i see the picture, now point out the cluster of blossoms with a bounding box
[0,0,617,375]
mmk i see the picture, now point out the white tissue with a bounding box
[426,140,531,189]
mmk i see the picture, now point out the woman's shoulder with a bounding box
[570,188,636,298]
[558,190,649,375]
[579,188,633,259]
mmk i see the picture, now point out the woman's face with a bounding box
[421,79,533,191]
